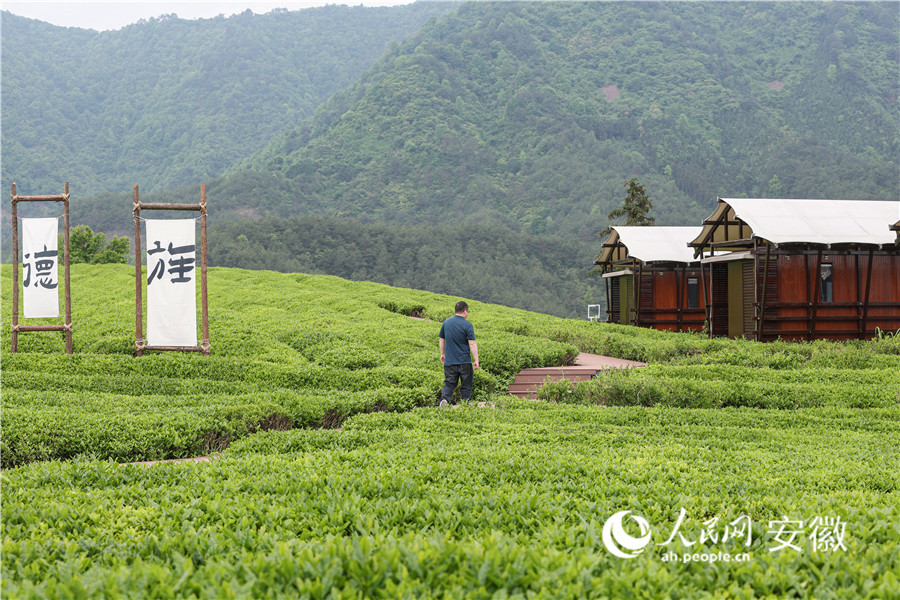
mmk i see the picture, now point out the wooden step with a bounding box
[509,388,542,400]
[511,378,592,390]
[507,355,647,400]
[517,367,599,376]
[509,382,544,395]
[508,366,599,399]
[513,373,595,384]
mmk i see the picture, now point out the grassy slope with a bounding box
[2,264,898,597]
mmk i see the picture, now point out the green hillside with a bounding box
[5,2,897,223]
[0,4,456,197]
[2,264,899,597]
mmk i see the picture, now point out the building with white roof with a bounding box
[688,198,899,341]
[594,226,706,332]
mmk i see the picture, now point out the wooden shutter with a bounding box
[638,272,654,325]
[742,260,755,337]
[610,278,620,323]
[711,263,729,337]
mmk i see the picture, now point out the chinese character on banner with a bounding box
[22,218,60,318]
[145,219,198,347]
[147,240,196,285]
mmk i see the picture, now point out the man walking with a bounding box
[438,300,480,406]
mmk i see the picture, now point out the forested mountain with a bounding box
[238,1,898,242]
[3,2,897,318]
[0,4,456,197]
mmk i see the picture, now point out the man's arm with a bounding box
[468,339,479,370]
[439,337,446,364]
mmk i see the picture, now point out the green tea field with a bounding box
[2,264,898,598]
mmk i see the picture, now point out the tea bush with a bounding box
[539,365,900,409]
[3,406,898,598]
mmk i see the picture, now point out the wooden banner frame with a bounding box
[10,182,73,354]
[133,184,209,356]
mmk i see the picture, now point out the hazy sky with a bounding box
[2,1,414,31]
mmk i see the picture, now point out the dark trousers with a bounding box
[442,363,474,403]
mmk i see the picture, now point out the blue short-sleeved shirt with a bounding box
[439,315,475,365]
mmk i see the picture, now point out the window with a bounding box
[820,263,833,303]
[687,277,700,309]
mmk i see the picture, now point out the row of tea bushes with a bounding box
[4,405,898,598]
[538,364,900,409]
[1,386,437,466]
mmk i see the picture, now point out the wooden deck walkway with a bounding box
[508,353,647,399]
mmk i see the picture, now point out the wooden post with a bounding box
[635,262,642,327]
[200,185,209,355]
[808,250,815,332]
[860,248,874,339]
[63,182,72,353]
[757,242,771,342]
[11,183,19,353]
[605,276,612,323]
[675,265,683,332]
[699,258,710,336]
[855,252,862,339]
[134,185,144,356]
[809,249,823,341]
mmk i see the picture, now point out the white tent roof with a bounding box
[717,198,898,246]
[608,226,702,263]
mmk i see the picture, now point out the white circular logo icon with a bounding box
[602,510,652,558]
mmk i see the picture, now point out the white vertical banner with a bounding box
[145,219,198,347]
[22,217,60,318]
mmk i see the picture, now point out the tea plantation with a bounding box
[2,264,898,598]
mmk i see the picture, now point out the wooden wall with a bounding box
[753,248,899,341]
[634,265,708,332]
[607,266,708,331]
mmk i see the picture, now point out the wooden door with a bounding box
[711,264,729,337]
[727,260,755,338]
[609,277,620,323]
[620,275,634,325]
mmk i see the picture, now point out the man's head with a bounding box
[455,301,469,315]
